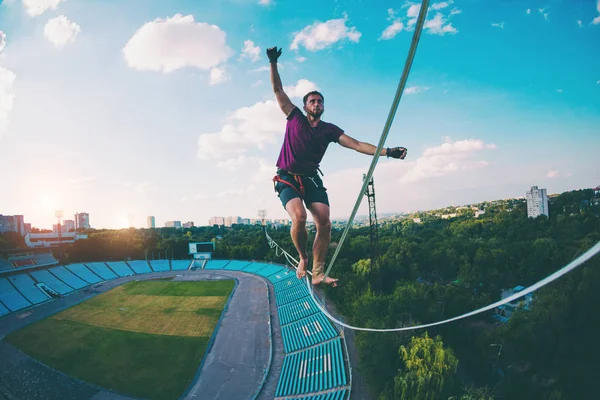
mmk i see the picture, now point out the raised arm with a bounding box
[338,134,407,159]
[267,47,296,117]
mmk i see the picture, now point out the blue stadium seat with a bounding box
[48,266,88,289]
[149,260,170,272]
[275,284,310,307]
[106,262,135,277]
[281,313,338,353]
[85,263,118,280]
[241,262,270,274]
[127,260,152,274]
[0,278,32,312]
[204,259,230,270]
[6,274,50,304]
[0,301,9,318]
[278,296,320,326]
[171,260,192,270]
[223,260,251,270]
[30,269,74,294]
[66,264,103,284]
[275,338,346,397]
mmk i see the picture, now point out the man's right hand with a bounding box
[267,46,282,63]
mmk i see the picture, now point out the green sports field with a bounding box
[5,279,235,400]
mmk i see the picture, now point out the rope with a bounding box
[266,228,600,332]
[323,0,431,281]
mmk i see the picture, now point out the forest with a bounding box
[2,188,598,399]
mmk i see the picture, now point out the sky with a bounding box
[0,0,599,230]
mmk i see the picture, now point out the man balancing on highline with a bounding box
[268,46,408,287]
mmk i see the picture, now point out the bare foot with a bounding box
[312,275,339,287]
[296,258,308,279]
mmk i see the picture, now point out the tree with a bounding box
[391,332,459,400]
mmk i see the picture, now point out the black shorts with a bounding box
[274,171,329,209]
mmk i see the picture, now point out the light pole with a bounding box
[491,343,503,376]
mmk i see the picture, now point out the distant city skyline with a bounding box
[1,0,599,229]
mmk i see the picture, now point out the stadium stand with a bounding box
[33,253,58,266]
[85,263,118,280]
[0,258,351,398]
[280,313,339,353]
[222,260,251,270]
[0,258,13,271]
[48,266,88,290]
[0,277,32,311]
[5,274,50,304]
[106,261,135,277]
[127,260,152,274]
[149,260,170,272]
[0,301,9,318]
[203,260,351,398]
[275,338,347,397]
[66,264,103,284]
[171,260,192,270]
[30,269,74,295]
[11,258,35,268]
[204,259,231,270]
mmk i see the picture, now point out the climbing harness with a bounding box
[264,0,600,332]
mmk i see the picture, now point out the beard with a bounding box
[307,108,323,119]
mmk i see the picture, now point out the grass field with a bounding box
[5,279,235,400]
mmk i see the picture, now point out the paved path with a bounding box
[179,271,271,400]
[0,269,275,400]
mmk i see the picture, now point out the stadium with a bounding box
[0,243,352,400]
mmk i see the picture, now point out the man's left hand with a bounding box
[386,147,407,159]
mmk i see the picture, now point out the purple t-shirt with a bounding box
[276,107,344,173]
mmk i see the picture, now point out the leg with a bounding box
[307,202,338,287]
[285,198,309,279]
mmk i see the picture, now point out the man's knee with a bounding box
[286,199,307,226]
[315,218,331,232]
[291,212,307,226]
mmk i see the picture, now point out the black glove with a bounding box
[386,147,407,159]
[266,46,282,63]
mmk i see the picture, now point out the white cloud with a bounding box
[290,15,361,51]
[123,14,234,73]
[556,89,563,93]
[197,99,284,160]
[431,1,452,11]
[547,170,559,178]
[295,56,307,63]
[538,8,549,21]
[392,2,459,36]
[577,20,583,27]
[0,31,6,52]
[491,22,505,29]
[0,67,16,137]
[209,66,229,85]
[216,156,273,183]
[594,16,600,25]
[241,39,261,62]
[259,0,273,5]
[424,13,458,35]
[283,79,318,98]
[526,8,531,15]
[400,137,496,183]
[44,15,81,48]
[23,0,66,17]
[405,85,429,95]
[380,20,405,40]
[251,79,264,87]
[597,80,600,84]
